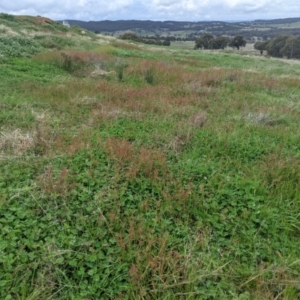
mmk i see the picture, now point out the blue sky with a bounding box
[0,0,299,21]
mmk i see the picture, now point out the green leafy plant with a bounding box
[144,67,155,84]
[0,13,16,22]
[0,36,42,57]
[34,35,75,49]
[1,21,300,300]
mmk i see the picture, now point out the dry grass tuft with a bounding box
[37,166,74,197]
[0,129,35,157]
[105,138,135,164]
[0,24,18,36]
[89,68,116,78]
[166,111,207,152]
[104,138,168,180]
[189,111,207,128]
[242,112,285,126]
[34,50,112,74]
[128,147,168,180]
[90,104,143,122]
[72,95,98,106]
[110,41,142,51]
[0,110,56,158]
[126,59,182,84]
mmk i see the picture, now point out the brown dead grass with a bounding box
[34,50,112,72]
[189,111,207,128]
[104,138,168,180]
[0,129,35,157]
[37,165,75,197]
[16,15,54,25]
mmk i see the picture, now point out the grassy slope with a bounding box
[1,15,300,300]
[268,21,300,29]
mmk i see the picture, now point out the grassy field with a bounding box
[268,21,300,29]
[1,17,300,299]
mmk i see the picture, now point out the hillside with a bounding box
[0,13,119,58]
[1,13,300,300]
[66,17,300,40]
[0,14,93,36]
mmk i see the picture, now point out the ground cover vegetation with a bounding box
[1,14,300,300]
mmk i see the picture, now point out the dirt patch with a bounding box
[17,15,54,25]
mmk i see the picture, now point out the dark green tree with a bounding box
[280,36,300,59]
[212,36,230,49]
[162,39,171,46]
[194,38,204,49]
[195,34,214,49]
[254,41,269,55]
[202,33,214,49]
[0,13,16,22]
[119,32,141,42]
[266,35,290,58]
[229,35,247,50]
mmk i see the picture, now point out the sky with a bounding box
[0,0,299,22]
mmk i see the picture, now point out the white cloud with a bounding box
[223,0,279,12]
[0,0,298,21]
[0,0,134,20]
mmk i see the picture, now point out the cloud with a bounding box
[0,0,298,21]
[141,0,292,21]
[147,0,209,14]
[223,0,278,12]
[0,0,134,20]
[146,0,282,15]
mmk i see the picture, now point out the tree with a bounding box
[119,32,141,42]
[194,38,204,49]
[0,13,15,22]
[162,39,171,46]
[202,33,214,49]
[229,35,247,50]
[280,36,300,59]
[212,36,230,49]
[195,34,214,49]
[266,35,290,58]
[254,41,269,55]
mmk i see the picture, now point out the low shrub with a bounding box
[34,35,75,49]
[34,50,112,76]
[0,36,42,57]
[144,67,155,84]
[0,13,16,22]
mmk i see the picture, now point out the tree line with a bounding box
[119,32,171,46]
[194,34,247,50]
[254,35,300,59]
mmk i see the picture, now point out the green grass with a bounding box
[1,24,300,300]
[268,21,300,29]
[169,41,195,50]
[0,36,42,57]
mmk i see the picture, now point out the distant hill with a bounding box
[64,18,300,41]
[254,17,300,24]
